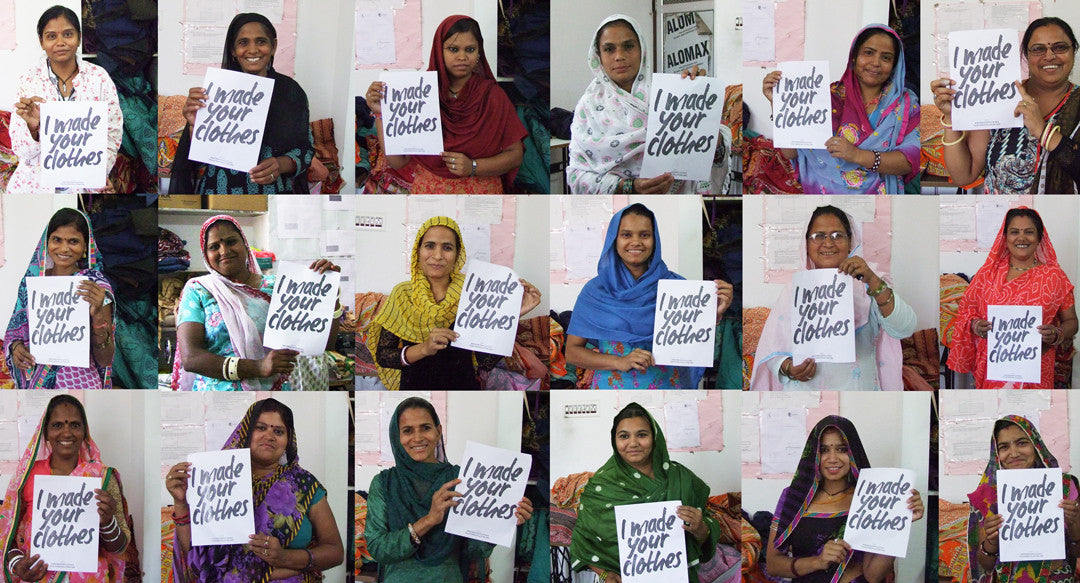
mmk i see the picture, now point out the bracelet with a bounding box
[8,554,23,574]
[101,515,119,534]
[597,569,608,582]
[867,150,882,173]
[93,320,111,330]
[407,522,421,546]
[979,540,999,557]
[222,356,240,381]
[779,359,793,380]
[332,304,344,319]
[470,158,478,176]
[876,287,895,307]
[790,556,802,577]
[940,113,952,128]
[867,279,888,297]
[619,177,634,194]
[400,345,411,366]
[942,130,967,146]
[1052,326,1064,347]
[1044,125,1061,150]
[304,548,315,571]
[172,512,191,526]
[372,113,382,119]
[102,525,122,543]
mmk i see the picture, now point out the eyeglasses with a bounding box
[807,231,849,244]
[1027,42,1073,57]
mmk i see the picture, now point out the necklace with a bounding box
[1009,260,1039,272]
[51,61,79,97]
[819,484,853,502]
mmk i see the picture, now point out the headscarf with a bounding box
[377,398,462,572]
[0,396,126,582]
[568,204,681,344]
[947,207,1074,389]
[795,24,920,194]
[412,15,528,192]
[569,404,716,576]
[4,208,115,389]
[771,416,871,583]
[966,415,1077,582]
[365,216,466,390]
[749,206,903,390]
[170,215,282,391]
[174,398,323,583]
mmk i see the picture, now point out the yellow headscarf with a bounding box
[366,216,466,390]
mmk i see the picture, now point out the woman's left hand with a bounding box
[824,135,861,163]
[519,279,541,317]
[249,156,284,185]
[77,279,108,318]
[247,533,284,566]
[1013,81,1047,140]
[837,255,882,291]
[680,65,706,80]
[441,151,474,177]
[715,279,733,320]
[94,488,117,526]
[676,505,710,541]
[1060,498,1080,535]
[514,496,533,525]
[309,259,341,274]
[1037,324,1064,347]
[907,489,924,522]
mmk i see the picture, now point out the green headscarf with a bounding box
[569,403,718,577]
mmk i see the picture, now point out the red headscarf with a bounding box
[414,15,528,190]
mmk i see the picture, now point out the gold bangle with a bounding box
[942,131,967,146]
[939,112,952,128]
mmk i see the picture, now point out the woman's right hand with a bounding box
[781,357,816,382]
[183,87,208,126]
[931,77,957,120]
[634,173,674,194]
[616,348,653,372]
[258,349,299,377]
[815,538,851,571]
[419,328,458,358]
[427,478,463,523]
[10,340,35,371]
[762,71,782,105]
[970,318,991,340]
[366,81,386,116]
[166,462,192,505]
[11,553,48,582]
[980,512,1003,551]
[14,96,45,135]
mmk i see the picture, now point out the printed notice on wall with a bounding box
[639,74,723,181]
[652,279,716,367]
[614,500,689,583]
[379,71,444,155]
[773,61,832,149]
[188,68,275,172]
[986,305,1042,384]
[39,102,109,189]
[844,468,915,557]
[26,276,89,368]
[187,448,254,546]
[30,475,100,573]
[452,260,523,357]
[444,441,532,547]
[998,468,1066,562]
[948,29,1023,131]
[263,263,341,356]
[790,269,855,363]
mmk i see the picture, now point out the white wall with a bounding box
[743,392,931,583]
[0,0,81,110]
[713,0,743,93]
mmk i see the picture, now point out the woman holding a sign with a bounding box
[366,397,532,581]
[169,13,314,194]
[366,216,541,389]
[4,208,116,389]
[363,16,528,194]
[570,403,720,581]
[948,208,1077,389]
[0,394,135,581]
[749,205,916,390]
[171,215,343,390]
[761,24,920,194]
[8,6,123,194]
[933,17,1080,193]
[766,416,924,583]
[566,14,733,194]
[167,398,345,581]
[967,415,1080,582]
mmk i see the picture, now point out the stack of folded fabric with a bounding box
[158,228,190,273]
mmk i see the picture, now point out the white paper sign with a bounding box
[25,276,89,368]
[614,500,689,583]
[263,263,341,356]
[652,279,716,367]
[188,68,275,172]
[639,74,724,181]
[998,468,1066,562]
[451,260,523,357]
[379,71,444,155]
[773,61,832,149]
[444,441,533,547]
[987,305,1042,383]
[790,269,856,364]
[29,475,100,573]
[39,102,109,189]
[949,29,1023,131]
[844,468,915,558]
[187,449,254,546]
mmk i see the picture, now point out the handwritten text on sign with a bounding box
[39,101,109,189]
[773,61,832,149]
[614,500,688,583]
[26,276,89,368]
[987,305,1042,384]
[263,263,341,356]
[452,260,523,357]
[445,441,533,547]
[380,71,444,155]
[844,468,915,557]
[998,468,1066,562]
[949,29,1023,131]
[640,73,723,181]
[790,269,855,364]
[652,279,716,367]
[187,449,254,546]
[30,475,100,573]
[188,68,275,172]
